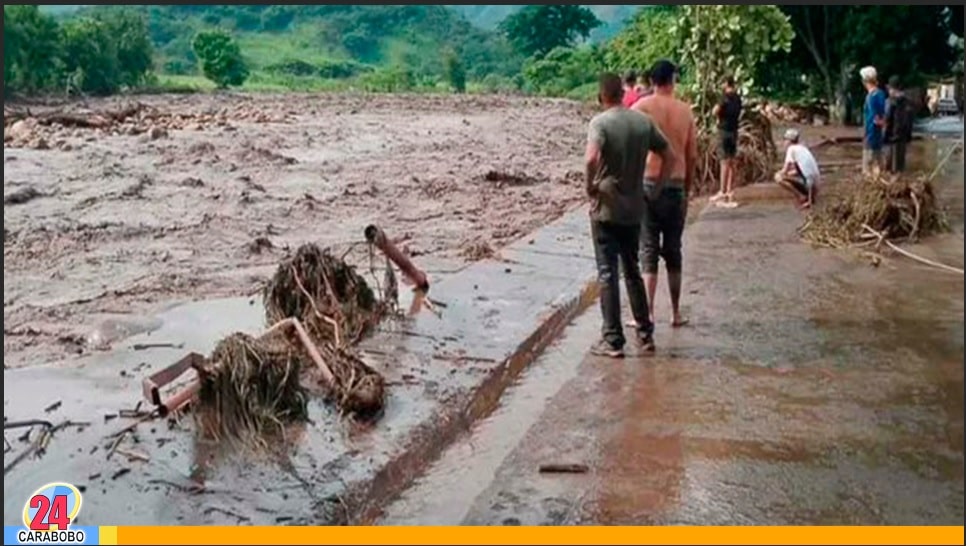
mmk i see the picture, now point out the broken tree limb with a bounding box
[364,225,430,292]
[264,317,337,387]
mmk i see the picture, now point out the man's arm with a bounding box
[585,121,603,198]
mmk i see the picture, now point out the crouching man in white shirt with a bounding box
[774,128,821,210]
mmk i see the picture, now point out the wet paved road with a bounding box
[380,150,965,526]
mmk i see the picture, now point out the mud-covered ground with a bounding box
[4,93,593,368]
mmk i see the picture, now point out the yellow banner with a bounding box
[106,526,965,545]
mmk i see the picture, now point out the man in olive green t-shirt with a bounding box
[585,73,676,358]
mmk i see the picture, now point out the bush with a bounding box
[192,30,249,88]
[444,52,466,93]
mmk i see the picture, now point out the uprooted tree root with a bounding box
[194,332,310,449]
[264,243,390,419]
[800,173,949,249]
[695,109,777,196]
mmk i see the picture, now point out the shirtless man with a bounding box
[585,72,675,357]
[631,59,696,328]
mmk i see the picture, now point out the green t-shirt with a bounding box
[587,107,669,225]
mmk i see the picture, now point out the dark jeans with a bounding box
[641,184,685,274]
[591,220,653,348]
[888,141,907,173]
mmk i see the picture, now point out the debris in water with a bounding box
[111,468,131,480]
[43,401,62,413]
[263,243,389,419]
[4,186,43,206]
[539,463,590,474]
[194,331,309,448]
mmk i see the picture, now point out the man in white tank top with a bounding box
[774,128,821,210]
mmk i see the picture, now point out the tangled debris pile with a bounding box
[801,174,949,248]
[263,243,391,419]
[178,242,396,448]
[694,109,777,196]
[194,332,309,448]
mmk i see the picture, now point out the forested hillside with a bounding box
[78,4,522,83]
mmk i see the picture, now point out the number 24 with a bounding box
[29,495,71,530]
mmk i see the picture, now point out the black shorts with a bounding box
[718,130,738,159]
[788,176,809,197]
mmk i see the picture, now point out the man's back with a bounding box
[588,107,666,225]
[634,94,696,182]
[785,144,820,183]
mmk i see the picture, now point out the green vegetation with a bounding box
[8,3,964,117]
[498,5,601,58]
[5,5,153,95]
[193,30,249,88]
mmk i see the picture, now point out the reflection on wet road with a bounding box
[380,143,964,526]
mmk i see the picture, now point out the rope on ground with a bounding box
[862,224,964,275]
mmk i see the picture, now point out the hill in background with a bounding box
[54,4,525,89]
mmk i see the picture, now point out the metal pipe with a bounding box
[364,225,429,292]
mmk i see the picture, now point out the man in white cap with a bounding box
[860,66,887,176]
[773,128,821,210]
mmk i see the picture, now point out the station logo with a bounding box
[12,482,88,545]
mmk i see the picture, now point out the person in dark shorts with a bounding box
[631,59,696,328]
[884,75,914,173]
[712,76,742,207]
[585,73,676,358]
[774,128,822,210]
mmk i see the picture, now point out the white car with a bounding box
[936,97,959,116]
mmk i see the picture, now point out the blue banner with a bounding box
[3,526,100,545]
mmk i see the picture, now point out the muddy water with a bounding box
[379,139,964,525]
[4,93,592,368]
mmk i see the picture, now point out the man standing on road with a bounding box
[860,66,887,176]
[774,128,821,210]
[631,60,697,328]
[585,73,676,358]
[622,71,641,108]
[711,76,742,207]
[884,75,914,173]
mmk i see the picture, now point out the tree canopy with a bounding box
[499,5,601,58]
[779,5,959,121]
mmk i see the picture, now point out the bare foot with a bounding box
[709,191,726,203]
[671,317,690,328]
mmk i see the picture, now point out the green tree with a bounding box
[3,5,63,93]
[499,5,601,58]
[606,6,682,77]
[61,17,121,95]
[674,5,794,128]
[444,51,466,93]
[100,10,154,88]
[780,6,958,123]
[192,30,249,88]
[522,45,605,96]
